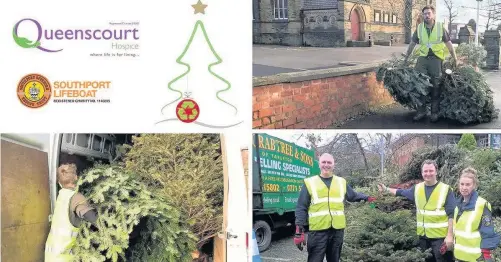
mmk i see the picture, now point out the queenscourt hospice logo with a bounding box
[13,18,140,57]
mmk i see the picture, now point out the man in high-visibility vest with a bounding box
[378,159,456,262]
[45,164,98,262]
[294,153,376,262]
[403,5,458,123]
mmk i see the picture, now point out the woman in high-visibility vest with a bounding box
[453,167,500,262]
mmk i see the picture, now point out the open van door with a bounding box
[1,134,51,262]
[48,133,117,212]
[214,134,249,262]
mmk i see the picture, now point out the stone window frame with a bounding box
[383,12,389,23]
[374,10,381,22]
[273,0,288,20]
[392,13,397,24]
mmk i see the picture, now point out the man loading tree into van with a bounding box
[403,5,458,122]
[294,153,376,262]
[45,163,98,261]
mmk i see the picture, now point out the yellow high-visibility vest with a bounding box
[414,182,450,238]
[416,22,448,60]
[304,175,346,231]
[45,188,79,262]
[453,196,490,262]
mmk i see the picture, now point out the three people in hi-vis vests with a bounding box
[403,5,458,122]
[294,153,376,262]
[45,164,98,262]
[379,161,500,262]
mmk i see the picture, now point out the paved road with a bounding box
[335,70,501,129]
[253,44,408,77]
[260,228,311,262]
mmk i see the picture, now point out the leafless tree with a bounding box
[481,0,501,30]
[352,134,369,172]
[301,133,322,158]
[443,0,459,33]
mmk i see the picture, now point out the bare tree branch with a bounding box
[483,0,501,30]
[326,134,342,154]
[305,133,323,158]
[443,0,459,33]
[352,134,370,173]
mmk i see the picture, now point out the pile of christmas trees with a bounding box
[399,144,468,187]
[376,43,498,124]
[397,134,501,213]
[71,134,224,261]
[398,135,501,190]
[341,136,501,261]
[122,134,224,251]
[342,195,430,262]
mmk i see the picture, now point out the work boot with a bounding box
[430,113,439,122]
[413,106,427,121]
[430,99,440,122]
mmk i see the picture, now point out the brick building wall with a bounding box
[252,64,394,129]
[391,136,426,167]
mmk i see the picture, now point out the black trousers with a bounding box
[418,237,454,262]
[307,228,344,262]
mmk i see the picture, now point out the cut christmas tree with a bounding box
[342,198,430,262]
[72,165,196,262]
[122,134,224,252]
[439,66,499,124]
[376,43,498,124]
[398,145,469,188]
[376,55,432,110]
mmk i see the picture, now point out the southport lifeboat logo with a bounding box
[17,74,51,108]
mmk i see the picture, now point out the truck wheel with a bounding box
[254,220,272,252]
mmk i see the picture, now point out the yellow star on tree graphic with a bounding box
[192,0,207,14]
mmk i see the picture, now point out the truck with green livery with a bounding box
[252,133,320,252]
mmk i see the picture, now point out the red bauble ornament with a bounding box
[176,99,200,123]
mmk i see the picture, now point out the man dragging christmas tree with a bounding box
[403,5,458,122]
[45,164,98,261]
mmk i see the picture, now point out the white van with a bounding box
[1,133,249,262]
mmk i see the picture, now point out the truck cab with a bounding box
[252,133,320,252]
